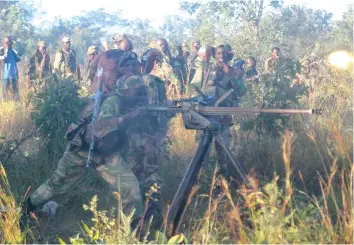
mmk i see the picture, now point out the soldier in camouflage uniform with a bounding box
[265,47,281,74]
[155,38,172,64]
[117,50,168,227]
[26,41,52,91]
[21,65,150,228]
[83,46,99,87]
[244,56,259,84]
[53,37,81,81]
[188,46,213,97]
[192,44,245,176]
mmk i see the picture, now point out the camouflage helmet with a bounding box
[125,75,145,88]
[118,51,138,67]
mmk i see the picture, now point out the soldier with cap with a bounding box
[83,45,99,87]
[117,50,167,230]
[193,44,245,177]
[0,35,22,101]
[188,45,213,97]
[27,41,52,91]
[21,55,151,229]
[53,37,80,81]
[112,33,133,51]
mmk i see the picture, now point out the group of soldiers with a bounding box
[10,33,295,233]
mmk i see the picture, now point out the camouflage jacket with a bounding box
[27,51,51,81]
[53,49,79,80]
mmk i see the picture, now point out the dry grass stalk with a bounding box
[281,130,296,214]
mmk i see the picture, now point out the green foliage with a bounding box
[62,195,189,244]
[28,76,87,148]
[0,1,37,54]
[240,74,308,137]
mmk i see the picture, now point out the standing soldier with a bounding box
[192,44,245,177]
[244,56,259,84]
[27,41,52,91]
[188,46,213,98]
[265,46,281,74]
[117,51,167,229]
[83,45,99,87]
[53,37,81,81]
[155,38,172,64]
[0,36,21,101]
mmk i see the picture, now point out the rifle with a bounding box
[140,96,321,236]
[86,67,104,168]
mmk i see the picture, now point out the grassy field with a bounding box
[0,67,352,244]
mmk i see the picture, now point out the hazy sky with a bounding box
[32,0,352,26]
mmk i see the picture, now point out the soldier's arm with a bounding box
[93,96,145,139]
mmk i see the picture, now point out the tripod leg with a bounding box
[166,130,213,236]
[215,134,248,184]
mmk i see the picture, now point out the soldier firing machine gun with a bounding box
[141,89,322,236]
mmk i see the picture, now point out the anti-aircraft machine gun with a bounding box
[141,89,322,236]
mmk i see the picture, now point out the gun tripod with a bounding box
[166,119,249,236]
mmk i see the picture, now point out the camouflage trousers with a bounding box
[195,124,232,176]
[30,146,143,218]
[126,131,162,196]
[2,78,19,101]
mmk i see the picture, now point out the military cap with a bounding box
[118,51,138,67]
[112,33,127,42]
[62,37,70,42]
[191,39,200,44]
[182,42,190,52]
[87,46,98,55]
[37,41,47,47]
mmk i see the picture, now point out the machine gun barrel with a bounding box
[143,103,322,116]
[195,105,321,116]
